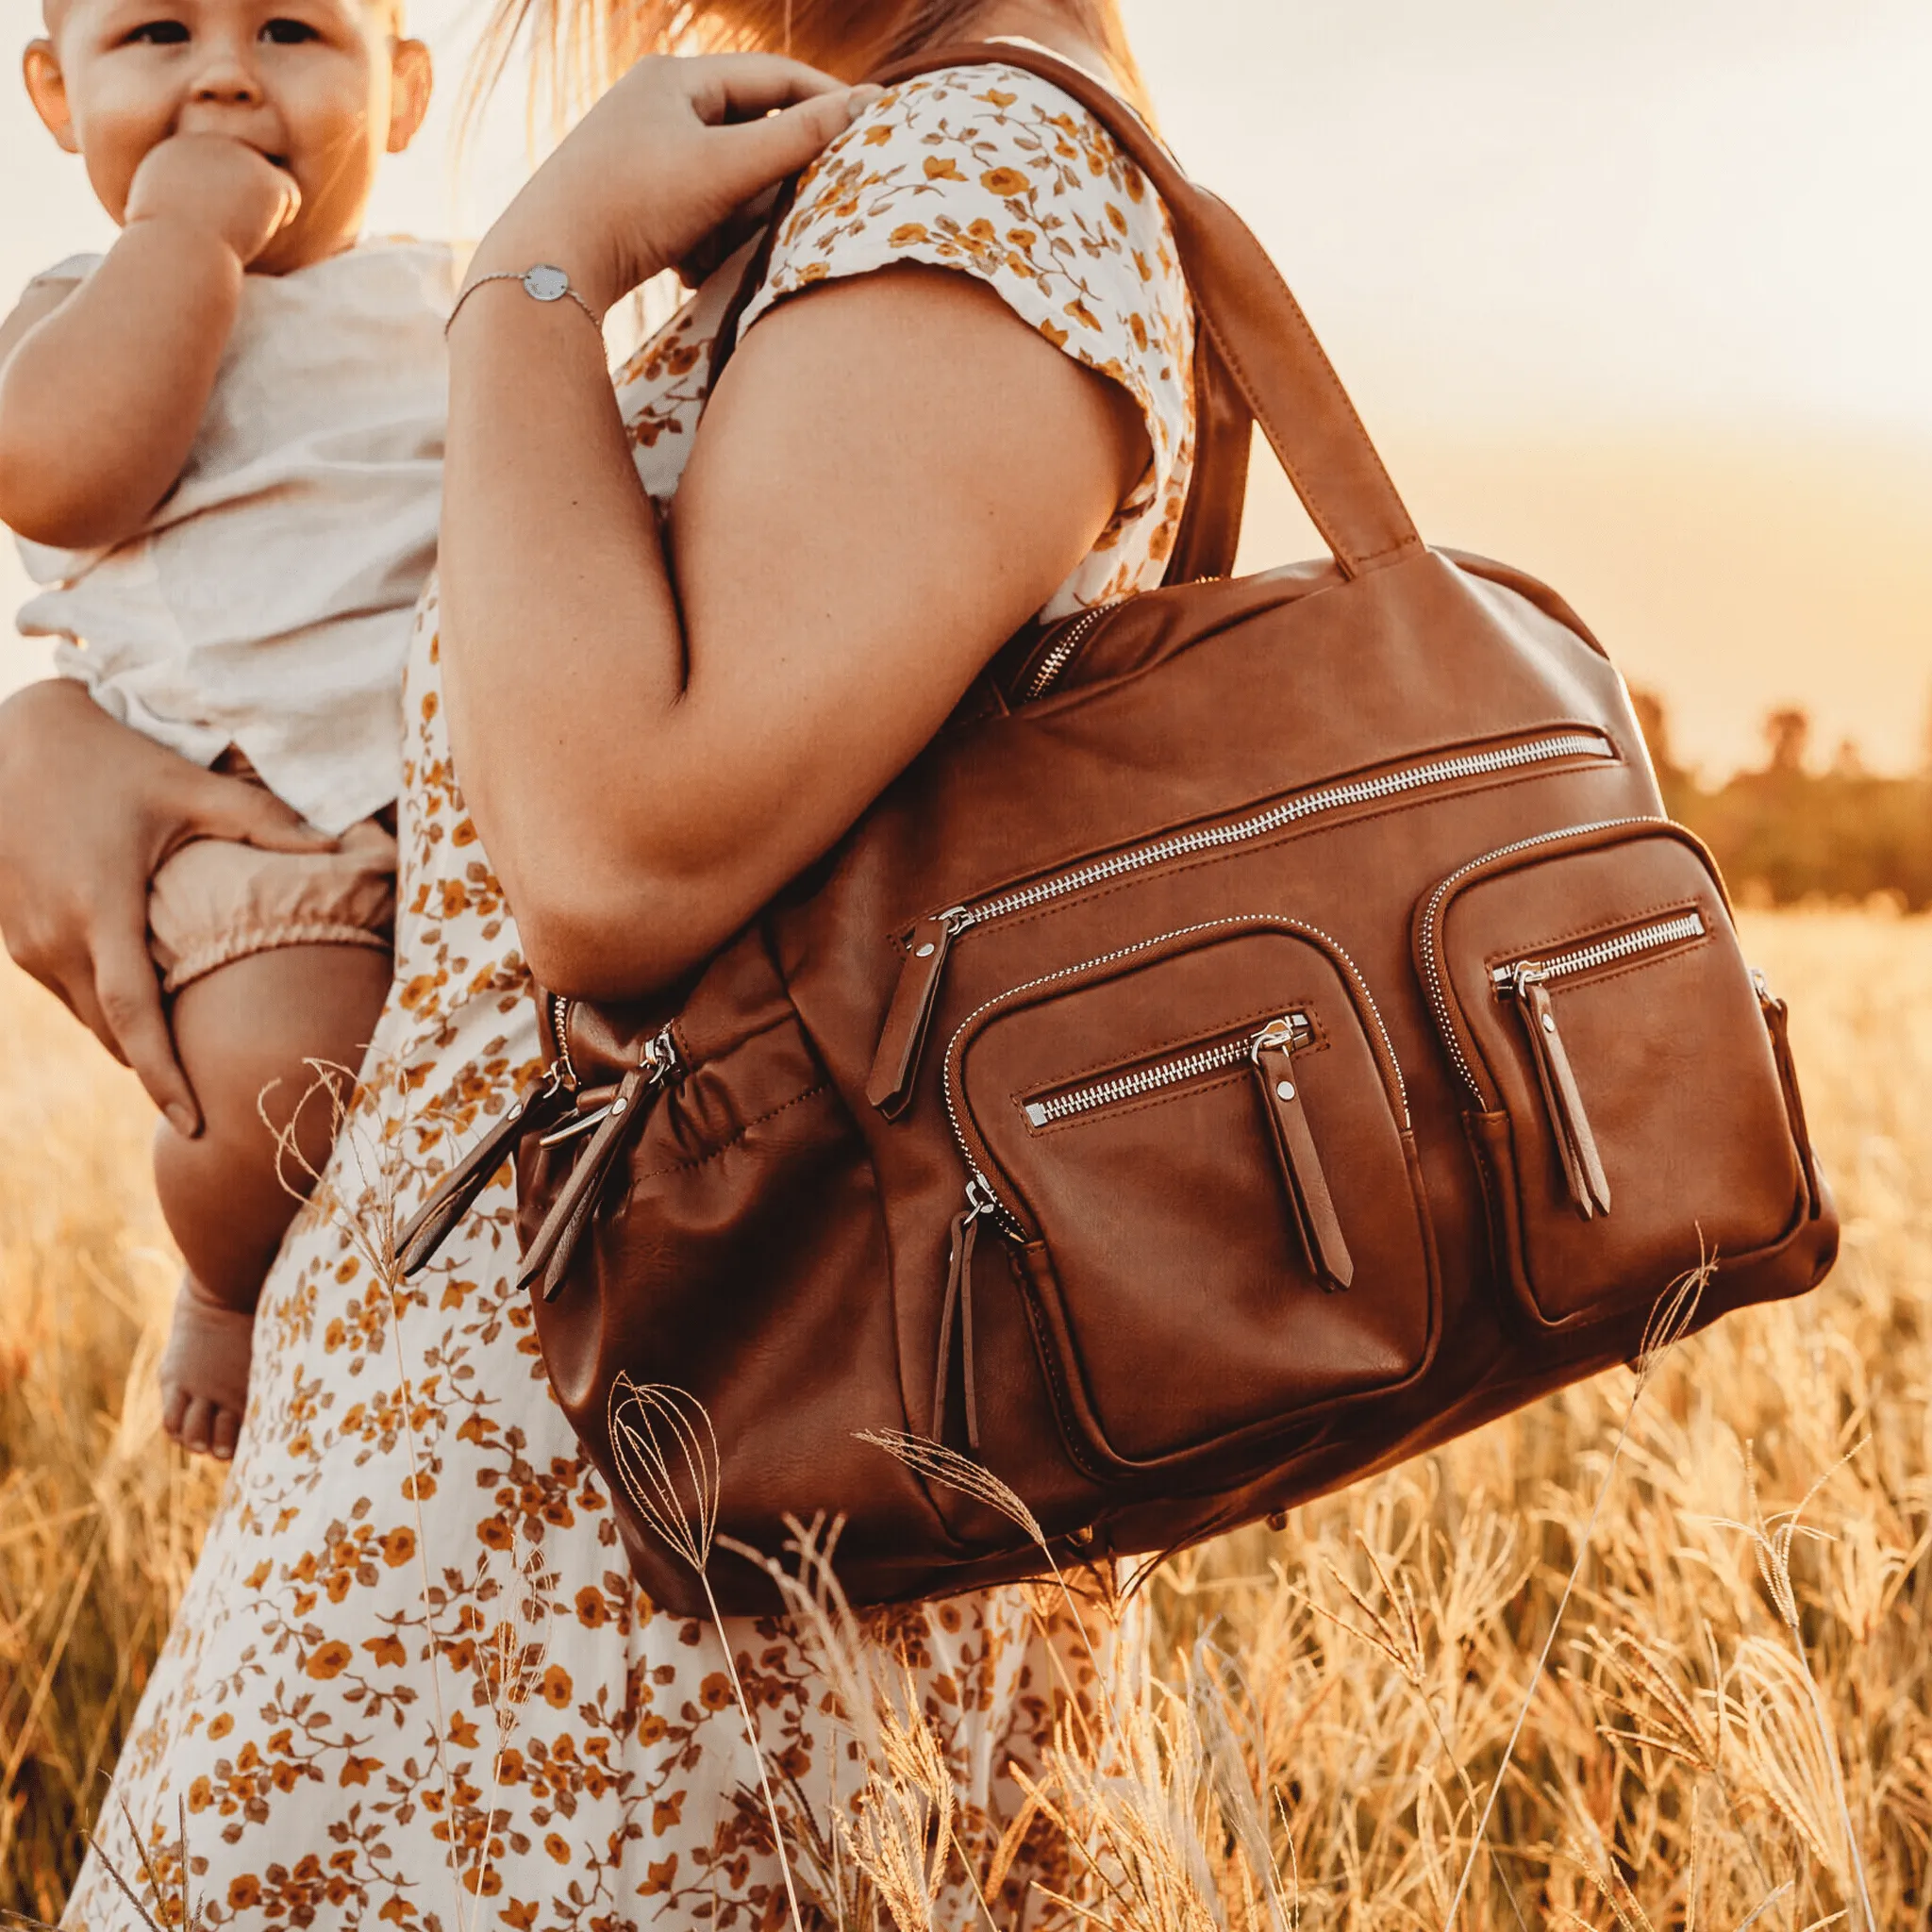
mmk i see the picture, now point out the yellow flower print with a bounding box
[1064,298,1103,331]
[890,222,929,246]
[924,157,965,181]
[980,166,1029,198]
[1039,318,1069,347]
[306,1639,353,1680]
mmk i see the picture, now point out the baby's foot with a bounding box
[158,1274,256,1461]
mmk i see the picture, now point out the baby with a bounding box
[0,0,448,1458]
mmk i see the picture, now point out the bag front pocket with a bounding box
[1416,820,1813,1332]
[942,916,1437,1475]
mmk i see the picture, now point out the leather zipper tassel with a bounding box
[867,910,963,1119]
[1251,1022,1354,1291]
[517,1060,655,1301]
[394,1069,574,1276]
[930,1183,989,1453]
[1510,969,1612,1219]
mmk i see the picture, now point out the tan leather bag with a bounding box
[399,43,1837,1617]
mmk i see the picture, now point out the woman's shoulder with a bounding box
[763,55,1181,292]
[735,53,1198,612]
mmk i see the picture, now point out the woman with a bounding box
[1,0,1196,1920]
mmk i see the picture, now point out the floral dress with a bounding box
[66,61,1195,1931]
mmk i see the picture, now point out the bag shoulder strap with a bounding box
[866,42,1422,580]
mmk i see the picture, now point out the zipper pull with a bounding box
[1251,1018,1354,1292]
[930,1178,991,1453]
[518,1025,683,1303]
[867,908,966,1120]
[393,1064,575,1277]
[1508,965,1612,1219]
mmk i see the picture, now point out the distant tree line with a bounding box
[1633,691,1932,909]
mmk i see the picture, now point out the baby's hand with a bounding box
[125,133,301,267]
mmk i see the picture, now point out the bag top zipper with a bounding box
[944,729,1613,940]
[869,728,1615,1117]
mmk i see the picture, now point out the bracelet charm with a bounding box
[445,264,602,337]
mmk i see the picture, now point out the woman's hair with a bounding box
[473,0,1147,134]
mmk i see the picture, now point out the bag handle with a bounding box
[865,41,1422,581]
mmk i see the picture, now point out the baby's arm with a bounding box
[0,134,299,552]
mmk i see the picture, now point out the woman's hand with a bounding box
[0,680,338,1134]
[468,55,879,314]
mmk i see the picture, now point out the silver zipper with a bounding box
[1023,1011,1312,1127]
[943,732,1612,940]
[1415,817,1664,1107]
[1490,908,1706,994]
[548,993,578,1089]
[1024,599,1125,701]
[943,915,1407,1237]
[535,1021,681,1148]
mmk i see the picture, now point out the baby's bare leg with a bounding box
[154,942,391,1458]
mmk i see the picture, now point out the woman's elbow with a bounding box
[507,858,732,1003]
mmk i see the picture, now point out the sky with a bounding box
[2,0,1928,775]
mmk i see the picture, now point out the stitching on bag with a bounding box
[1479,897,1703,978]
[625,1081,832,1190]
[1541,931,1713,1001]
[1007,1242,1110,1485]
[982,746,1611,946]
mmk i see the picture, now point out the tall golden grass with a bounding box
[4,908,1929,1927]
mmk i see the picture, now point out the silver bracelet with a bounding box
[445,263,602,337]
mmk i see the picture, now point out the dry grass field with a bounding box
[4,908,1930,1929]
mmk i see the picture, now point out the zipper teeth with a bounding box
[943,915,1407,1235]
[958,732,1610,931]
[549,994,578,1088]
[1416,816,1663,1107]
[1024,599,1124,701]
[1494,909,1706,991]
[1026,1016,1308,1126]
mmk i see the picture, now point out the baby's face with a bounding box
[25,0,431,272]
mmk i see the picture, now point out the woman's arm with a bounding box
[441,58,1146,1000]
[0,135,297,550]
[0,679,336,1132]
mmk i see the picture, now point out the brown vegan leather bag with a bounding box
[398,42,1838,1618]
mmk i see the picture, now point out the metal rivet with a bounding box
[1541,1013,1557,1034]
[1068,1524,1095,1549]
[915,941,937,958]
[1266,1510,1290,1531]
[609,1096,628,1117]
[1276,1080,1295,1101]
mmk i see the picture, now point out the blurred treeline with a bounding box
[1634,691,1932,910]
